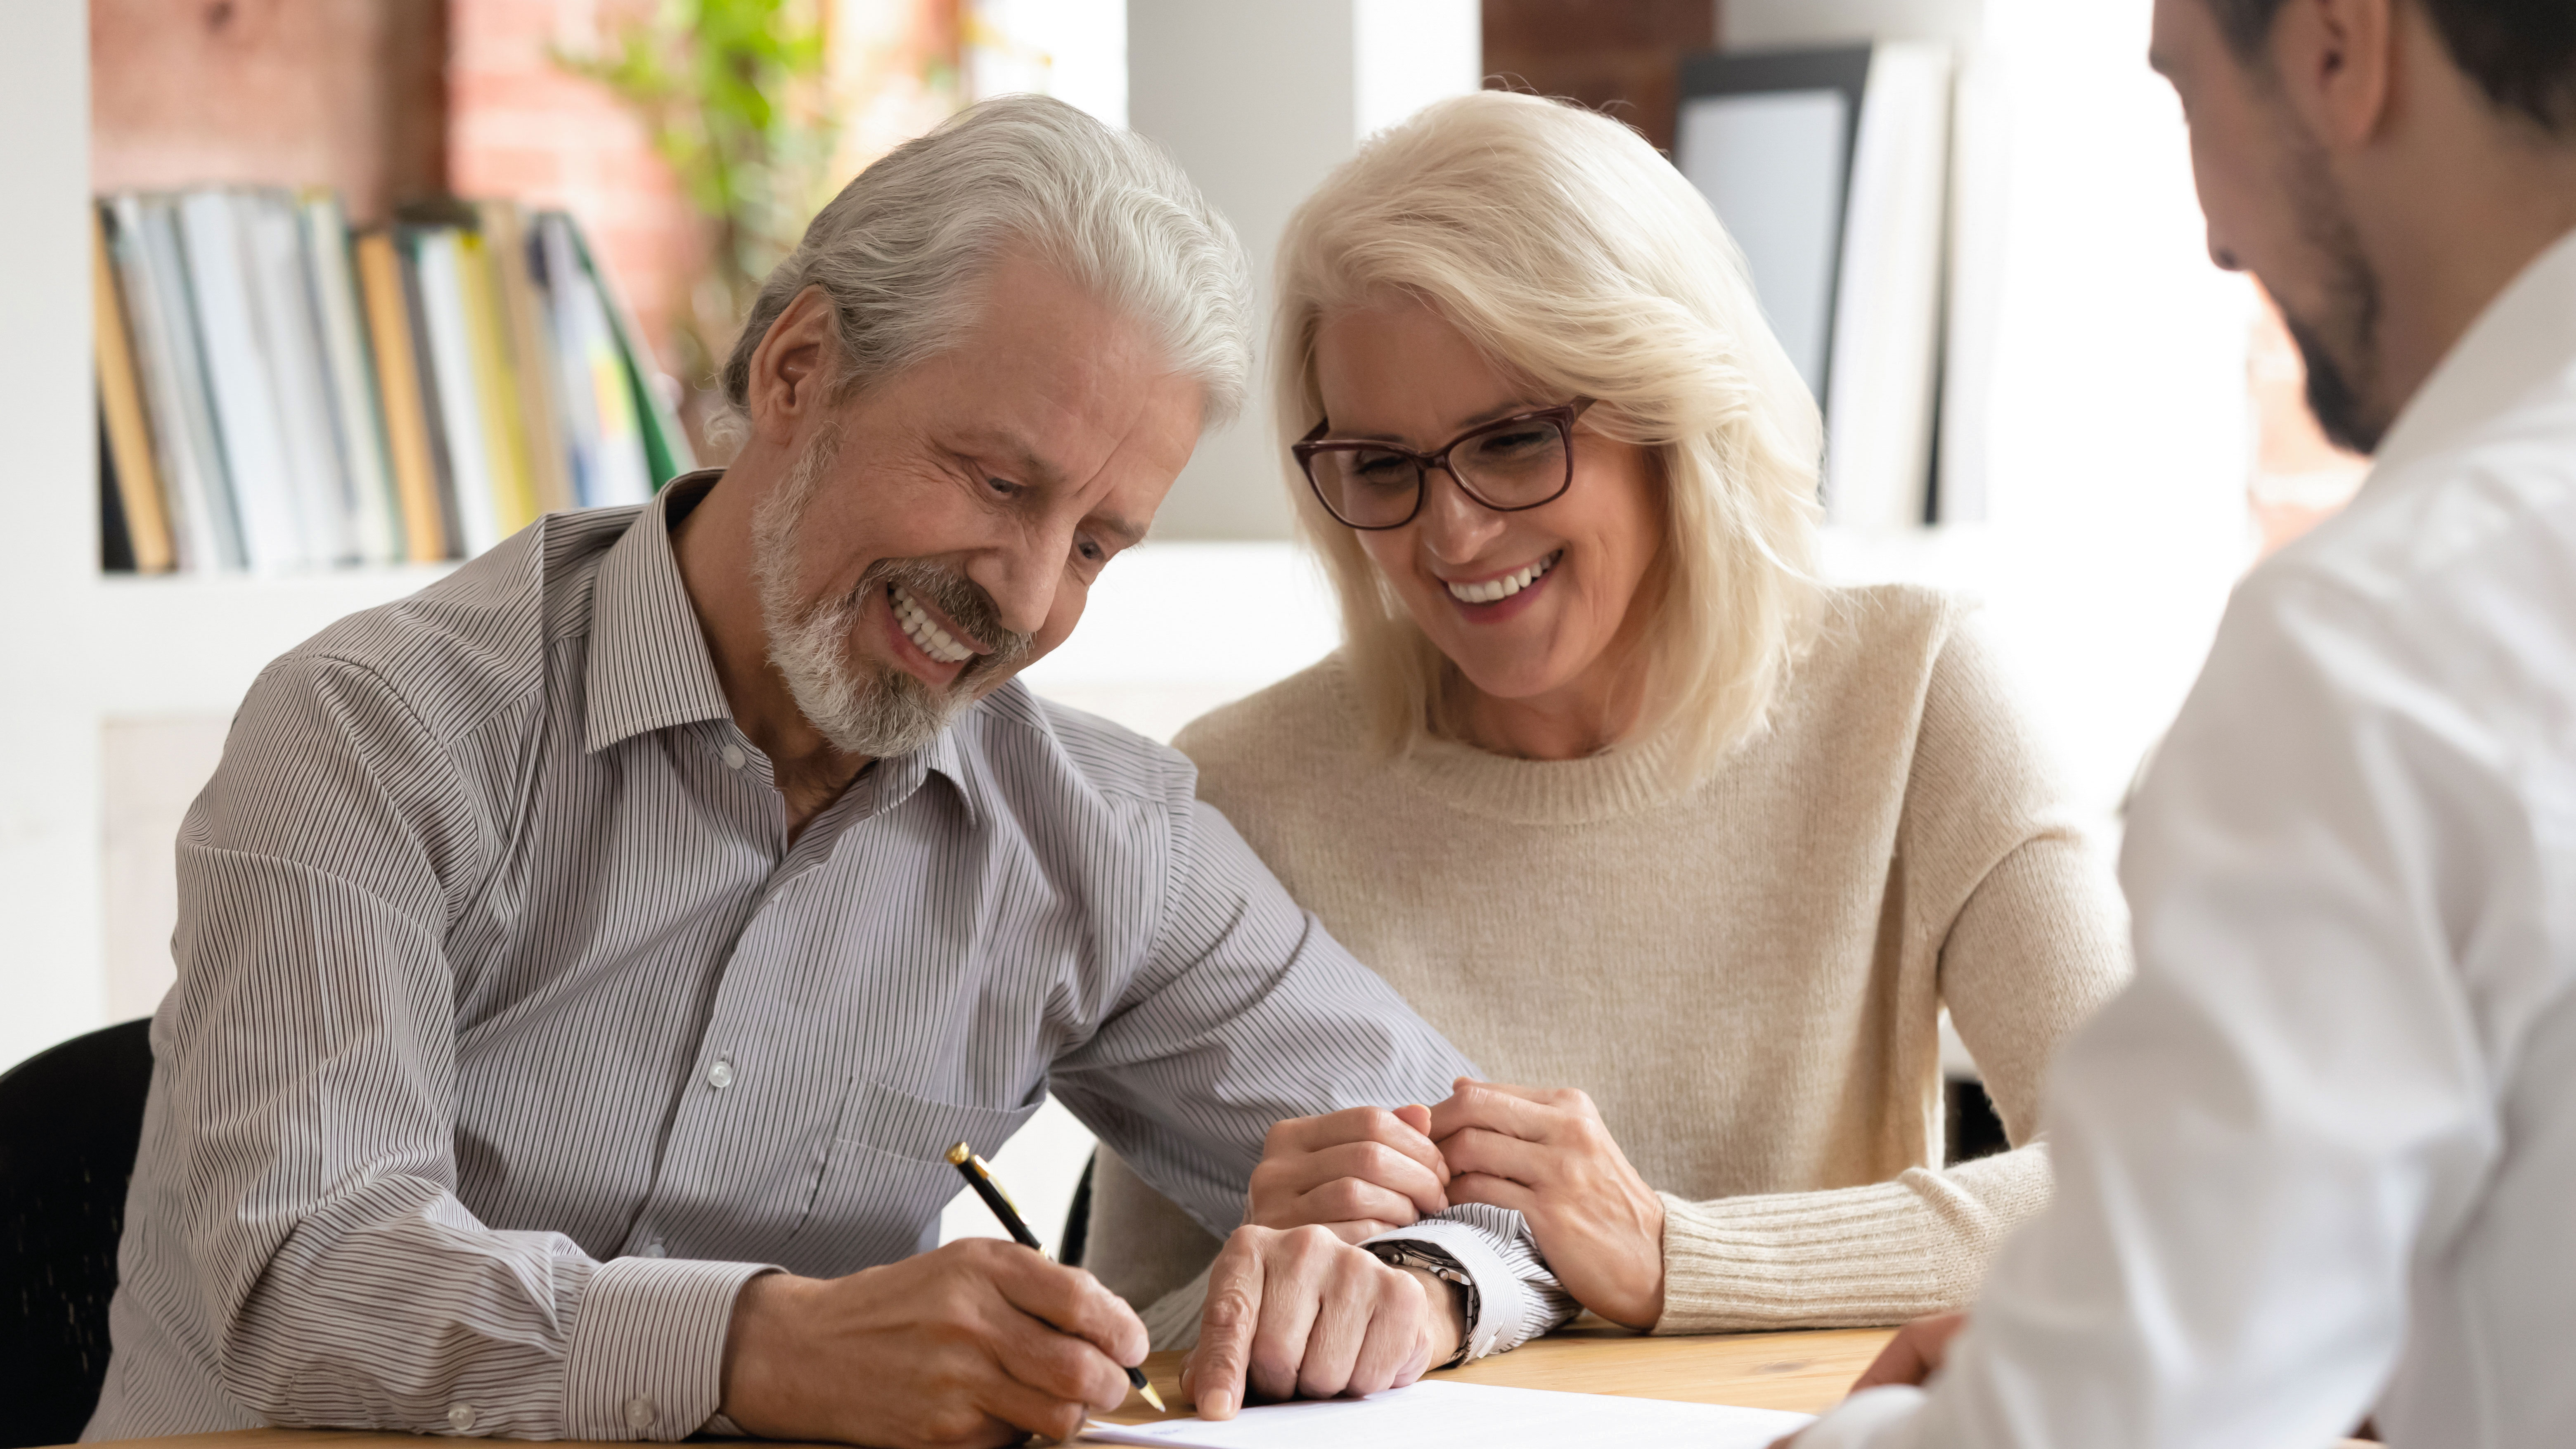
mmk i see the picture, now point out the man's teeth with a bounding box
[1445,552,1561,605]
[890,585,975,664]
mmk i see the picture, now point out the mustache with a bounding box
[856,556,1037,685]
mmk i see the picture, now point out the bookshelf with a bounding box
[84,571,456,710]
[1,4,469,1070]
[8,0,695,1077]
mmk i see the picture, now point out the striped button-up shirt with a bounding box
[88,478,1563,1443]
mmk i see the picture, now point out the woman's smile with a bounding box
[1439,548,1564,620]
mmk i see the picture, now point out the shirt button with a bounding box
[446,1403,478,1433]
[720,743,746,770]
[639,1240,666,1259]
[623,1397,657,1431]
[706,1058,735,1089]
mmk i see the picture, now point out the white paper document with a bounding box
[1083,1378,1814,1448]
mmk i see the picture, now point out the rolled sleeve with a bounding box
[561,1258,774,1440]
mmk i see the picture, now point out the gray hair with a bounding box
[723,94,1253,427]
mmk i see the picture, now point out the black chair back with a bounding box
[0,1019,154,1449]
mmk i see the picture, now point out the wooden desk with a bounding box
[70,1326,1887,1449]
[70,1325,2374,1448]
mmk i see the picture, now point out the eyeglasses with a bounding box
[1293,400,1596,530]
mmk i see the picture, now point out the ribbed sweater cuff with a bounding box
[1650,1179,1992,1334]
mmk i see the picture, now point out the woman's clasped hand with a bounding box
[1246,1078,1668,1329]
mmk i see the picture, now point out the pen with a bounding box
[946,1141,1166,1412]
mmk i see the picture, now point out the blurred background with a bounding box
[5,0,2366,1251]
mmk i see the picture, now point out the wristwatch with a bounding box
[1366,1241,1480,1370]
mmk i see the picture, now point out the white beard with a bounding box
[749,428,1028,758]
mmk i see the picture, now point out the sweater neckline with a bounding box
[1389,725,1691,824]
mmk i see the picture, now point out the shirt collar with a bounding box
[584,470,739,754]
[2363,224,2576,493]
[856,726,978,828]
[581,469,985,828]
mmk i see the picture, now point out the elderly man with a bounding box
[86,97,1543,1449]
[1790,0,2576,1444]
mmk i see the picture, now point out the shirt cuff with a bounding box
[1796,1385,1928,1449]
[562,1255,776,1440]
[1361,1219,1533,1361]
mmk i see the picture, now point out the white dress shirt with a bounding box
[1802,228,2576,1449]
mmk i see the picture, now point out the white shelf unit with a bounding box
[84,569,460,711]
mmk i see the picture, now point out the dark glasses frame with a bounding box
[1292,399,1597,530]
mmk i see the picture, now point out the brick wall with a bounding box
[447,0,702,387]
[91,0,446,223]
[447,0,966,438]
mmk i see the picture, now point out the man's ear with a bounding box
[745,286,839,446]
[2276,0,2396,150]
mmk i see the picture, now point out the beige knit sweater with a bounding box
[1085,583,2131,1336]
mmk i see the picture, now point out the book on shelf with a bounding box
[91,208,170,573]
[91,185,695,575]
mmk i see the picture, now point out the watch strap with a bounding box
[1366,1241,1480,1370]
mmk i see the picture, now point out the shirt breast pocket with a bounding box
[785,1076,1043,1276]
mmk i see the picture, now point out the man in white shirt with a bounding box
[1791,0,2576,1444]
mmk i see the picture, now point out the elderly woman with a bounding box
[1092,90,2129,1349]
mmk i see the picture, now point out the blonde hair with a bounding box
[1274,90,1825,784]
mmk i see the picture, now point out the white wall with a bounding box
[0,0,97,1072]
[1127,0,1481,541]
[1738,0,2257,831]
[1963,0,2255,821]
[968,0,1129,128]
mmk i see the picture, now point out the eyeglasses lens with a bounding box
[1306,419,1569,528]
[1453,421,1570,507]
[1308,449,1422,529]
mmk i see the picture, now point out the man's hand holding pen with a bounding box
[714,1135,1466,1443]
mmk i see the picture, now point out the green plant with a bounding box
[561,0,838,380]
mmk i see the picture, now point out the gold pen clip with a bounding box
[947,1141,1023,1216]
